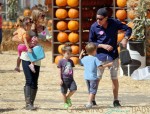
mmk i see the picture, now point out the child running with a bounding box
[79,42,112,108]
[57,45,77,109]
[14,16,38,73]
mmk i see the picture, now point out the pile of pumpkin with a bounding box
[54,0,80,65]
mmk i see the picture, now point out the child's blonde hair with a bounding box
[61,45,72,53]
[85,42,97,54]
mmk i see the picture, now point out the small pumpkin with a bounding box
[68,20,79,31]
[55,55,63,64]
[57,32,68,43]
[67,0,79,7]
[128,10,136,20]
[117,0,126,7]
[56,0,67,7]
[70,57,79,65]
[68,8,79,18]
[55,8,68,19]
[56,21,68,31]
[45,0,52,5]
[58,44,66,54]
[117,32,125,43]
[23,9,31,17]
[116,10,127,20]
[68,32,79,43]
[71,45,79,55]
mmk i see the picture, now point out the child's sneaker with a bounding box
[67,98,72,107]
[84,103,93,109]
[113,100,121,107]
[64,103,69,109]
[29,64,36,73]
[14,67,20,72]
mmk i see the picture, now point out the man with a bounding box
[89,7,132,107]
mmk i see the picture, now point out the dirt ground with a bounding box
[0,51,150,114]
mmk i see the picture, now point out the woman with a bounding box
[13,6,51,110]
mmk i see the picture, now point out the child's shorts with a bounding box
[86,80,99,94]
[61,78,77,94]
[18,44,27,56]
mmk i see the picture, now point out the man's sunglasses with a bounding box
[96,17,105,21]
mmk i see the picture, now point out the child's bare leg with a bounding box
[62,93,67,103]
[14,57,21,72]
[66,90,76,99]
[29,62,36,73]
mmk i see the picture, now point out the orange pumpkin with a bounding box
[45,0,52,5]
[68,8,79,18]
[117,0,126,7]
[68,32,79,43]
[56,21,68,31]
[70,57,79,65]
[147,10,150,19]
[8,21,13,29]
[117,32,125,43]
[55,9,68,19]
[57,32,68,43]
[56,0,67,7]
[23,9,31,17]
[71,45,79,54]
[55,55,63,64]
[47,26,51,31]
[67,0,79,7]
[128,10,136,20]
[116,10,127,20]
[127,22,134,28]
[68,20,79,31]
[58,44,66,54]
[48,19,52,26]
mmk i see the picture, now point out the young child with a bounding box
[57,45,77,109]
[14,16,38,73]
[79,42,112,108]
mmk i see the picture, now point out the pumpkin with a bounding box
[68,32,79,43]
[117,0,126,7]
[116,10,127,20]
[147,10,150,19]
[47,26,51,31]
[55,55,63,64]
[48,19,52,26]
[68,8,79,18]
[57,32,68,43]
[71,45,79,54]
[58,44,65,54]
[45,0,52,5]
[67,0,79,7]
[128,10,136,20]
[70,57,79,65]
[23,9,31,17]
[117,32,125,43]
[56,21,68,31]
[3,21,9,26]
[56,0,67,7]
[8,22,13,29]
[68,20,79,31]
[55,9,68,19]
[127,21,134,28]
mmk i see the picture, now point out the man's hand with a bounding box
[99,44,113,51]
[120,38,128,48]
[60,80,63,86]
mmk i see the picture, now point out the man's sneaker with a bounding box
[92,101,97,106]
[67,98,72,107]
[84,103,93,108]
[113,100,121,107]
[64,103,69,109]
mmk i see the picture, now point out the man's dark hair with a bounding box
[97,7,108,17]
